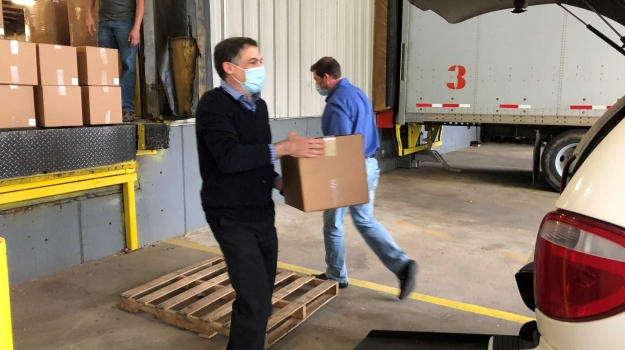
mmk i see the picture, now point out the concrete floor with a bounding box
[10,144,559,350]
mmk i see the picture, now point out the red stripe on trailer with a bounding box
[416,103,471,108]
[570,105,612,110]
[500,104,532,109]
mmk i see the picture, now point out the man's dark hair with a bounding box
[214,37,258,80]
[310,57,342,79]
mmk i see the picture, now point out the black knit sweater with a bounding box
[195,87,277,223]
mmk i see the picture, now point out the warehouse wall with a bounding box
[208,0,374,119]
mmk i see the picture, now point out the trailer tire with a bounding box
[541,129,586,190]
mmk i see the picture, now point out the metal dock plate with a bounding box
[0,125,136,180]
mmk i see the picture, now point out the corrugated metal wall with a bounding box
[209,0,374,119]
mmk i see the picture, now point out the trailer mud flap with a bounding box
[355,331,536,350]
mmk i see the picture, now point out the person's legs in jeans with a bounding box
[102,20,138,115]
[208,217,276,350]
[98,21,118,50]
[349,158,411,276]
[323,207,349,284]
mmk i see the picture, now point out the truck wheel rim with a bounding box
[555,143,578,177]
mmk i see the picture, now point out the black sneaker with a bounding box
[315,273,349,289]
[122,111,135,123]
[398,260,417,300]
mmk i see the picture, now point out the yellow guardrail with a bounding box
[0,238,13,350]
[0,163,139,251]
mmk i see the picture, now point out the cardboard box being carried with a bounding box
[37,44,79,86]
[67,0,99,47]
[281,135,369,212]
[0,40,38,86]
[0,86,36,129]
[76,47,120,86]
[24,0,71,45]
[81,86,123,125]
[34,86,83,127]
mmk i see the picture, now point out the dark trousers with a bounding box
[208,216,278,350]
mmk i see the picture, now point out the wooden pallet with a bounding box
[118,257,339,349]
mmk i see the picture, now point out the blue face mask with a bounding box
[316,84,329,96]
[232,65,266,95]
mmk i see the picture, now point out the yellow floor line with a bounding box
[164,238,534,325]
[395,220,456,241]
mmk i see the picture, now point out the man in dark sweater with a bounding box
[195,37,325,350]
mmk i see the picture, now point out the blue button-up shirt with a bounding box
[220,81,277,164]
[321,78,380,157]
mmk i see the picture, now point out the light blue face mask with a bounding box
[232,65,266,95]
[316,84,329,96]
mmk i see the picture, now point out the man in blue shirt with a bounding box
[311,57,417,300]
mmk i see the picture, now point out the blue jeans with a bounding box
[323,158,410,284]
[98,20,138,113]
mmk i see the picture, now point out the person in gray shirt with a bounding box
[86,0,145,123]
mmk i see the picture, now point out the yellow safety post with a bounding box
[0,238,13,350]
[123,180,138,250]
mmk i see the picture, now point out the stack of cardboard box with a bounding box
[34,44,82,127]
[0,40,38,129]
[77,46,122,125]
[0,40,122,128]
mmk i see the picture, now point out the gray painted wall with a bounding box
[439,126,480,154]
[0,118,476,285]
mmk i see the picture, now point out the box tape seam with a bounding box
[330,178,340,207]
[100,48,108,64]
[57,69,64,85]
[10,66,19,84]
[10,40,18,55]
[324,137,337,157]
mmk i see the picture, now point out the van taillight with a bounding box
[535,211,625,321]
